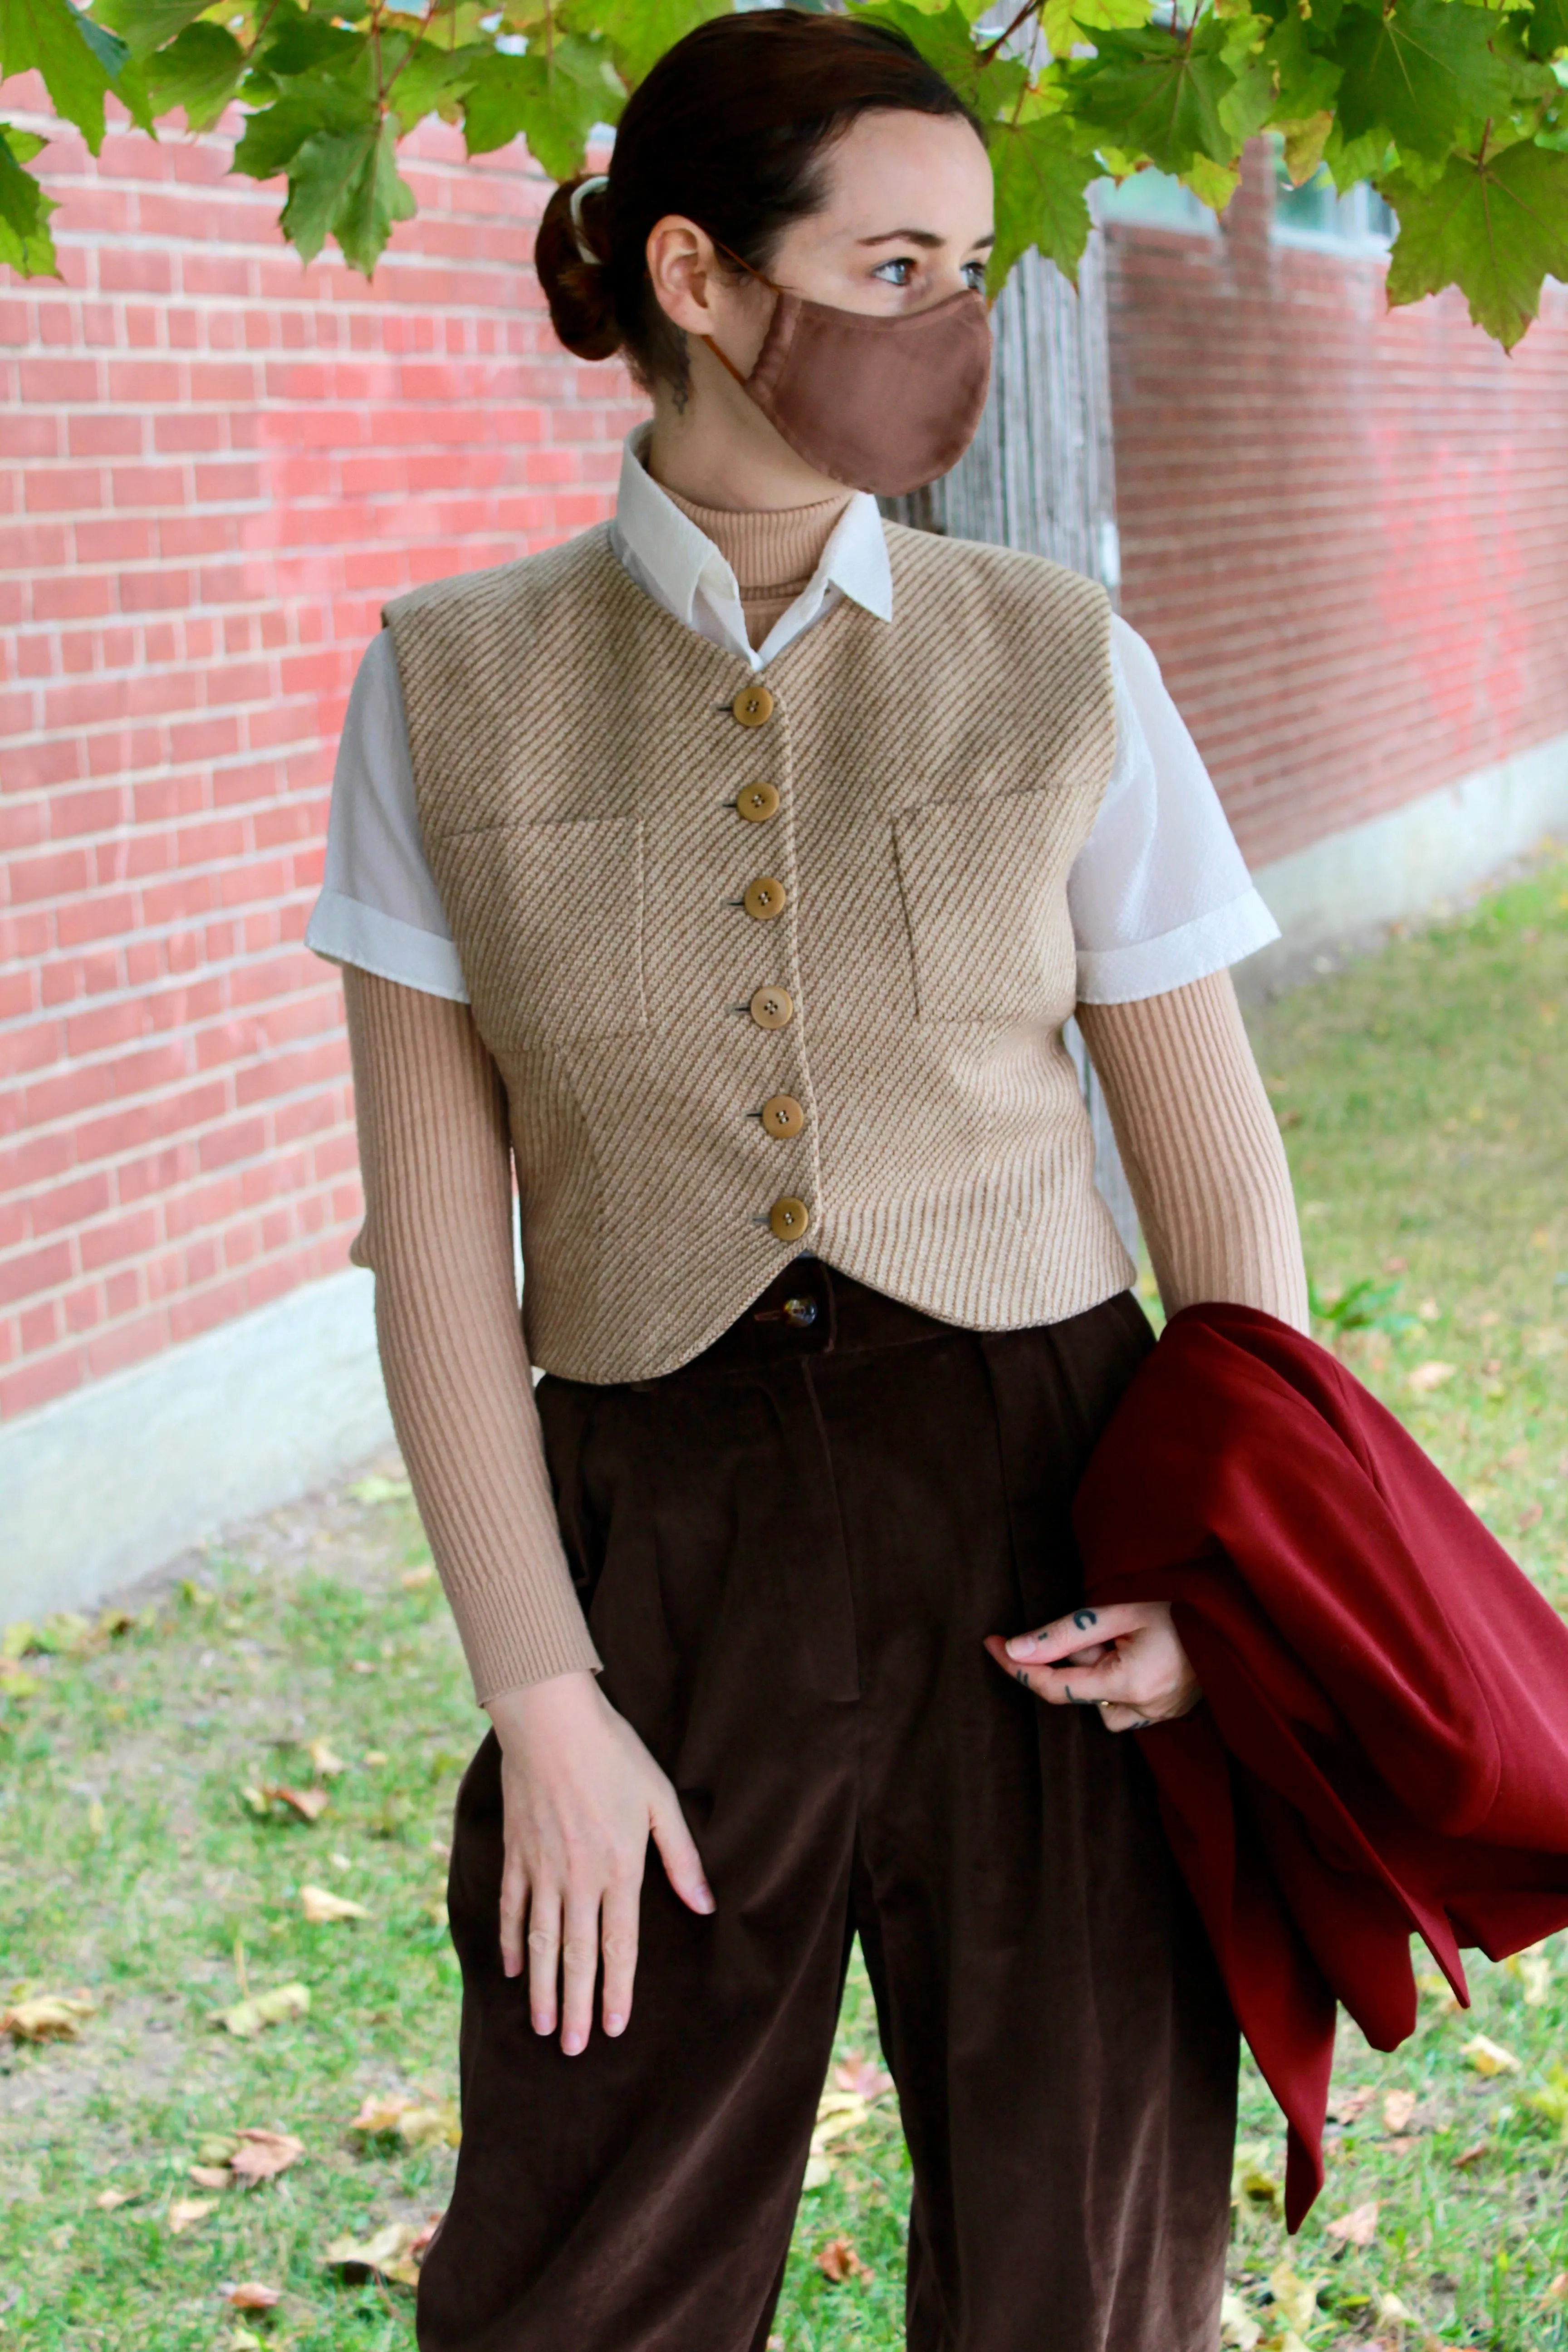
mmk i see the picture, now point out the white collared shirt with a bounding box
[307,428,1278,1004]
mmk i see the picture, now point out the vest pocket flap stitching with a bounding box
[431,813,647,1046]
[892,788,1085,1026]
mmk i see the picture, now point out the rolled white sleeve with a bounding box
[305,631,470,1003]
[1070,616,1279,1004]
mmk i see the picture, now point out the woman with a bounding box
[306,13,1308,2347]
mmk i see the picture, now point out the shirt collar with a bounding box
[609,425,893,659]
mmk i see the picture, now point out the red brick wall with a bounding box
[1103,139,1568,873]
[0,91,642,1421]
[7,119,1568,1427]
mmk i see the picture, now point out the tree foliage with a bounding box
[1,0,1566,346]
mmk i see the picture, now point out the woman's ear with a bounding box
[645,216,723,335]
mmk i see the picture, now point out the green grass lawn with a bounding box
[3,857,1567,2351]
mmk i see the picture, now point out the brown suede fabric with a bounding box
[416,1268,1238,2352]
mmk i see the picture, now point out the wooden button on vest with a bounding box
[750,985,793,1030]
[732,683,774,728]
[744,877,787,922]
[737,781,780,823]
[761,1093,805,1139]
[769,1196,810,1242]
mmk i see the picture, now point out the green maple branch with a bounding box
[0,0,1565,342]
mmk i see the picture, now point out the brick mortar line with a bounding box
[2,1149,360,1248]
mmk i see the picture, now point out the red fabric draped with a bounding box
[1073,1302,1568,2227]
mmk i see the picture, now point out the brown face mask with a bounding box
[703,260,992,499]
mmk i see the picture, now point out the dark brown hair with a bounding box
[534,9,981,390]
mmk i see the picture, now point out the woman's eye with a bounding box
[962,259,988,292]
[871,257,916,287]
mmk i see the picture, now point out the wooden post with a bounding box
[886,233,1141,1258]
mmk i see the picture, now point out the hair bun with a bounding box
[535,176,621,362]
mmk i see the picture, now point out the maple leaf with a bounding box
[214,1981,310,2038]
[833,2053,894,2102]
[0,127,56,274]
[815,2235,873,2283]
[462,37,622,177]
[564,0,724,88]
[1382,2087,1418,2133]
[229,2128,305,2184]
[988,112,1100,290]
[2,1990,96,2041]
[264,1784,331,1822]
[1334,0,1523,161]
[1324,2198,1378,2246]
[0,0,128,152]
[1071,19,1241,175]
[300,1883,370,1922]
[167,2195,218,2234]
[1386,139,1568,351]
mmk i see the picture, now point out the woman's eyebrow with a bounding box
[856,227,996,248]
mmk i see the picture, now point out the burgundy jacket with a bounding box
[1074,1302,1568,2226]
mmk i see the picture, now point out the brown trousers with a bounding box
[417,1267,1238,2352]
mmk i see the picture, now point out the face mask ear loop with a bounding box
[696,231,781,390]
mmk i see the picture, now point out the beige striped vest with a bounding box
[384,521,1133,1383]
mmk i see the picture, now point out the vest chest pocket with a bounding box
[433,813,647,1047]
[893,787,1080,1025]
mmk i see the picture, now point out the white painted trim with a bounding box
[0,1268,392,1627]
[1239,728,1568,998]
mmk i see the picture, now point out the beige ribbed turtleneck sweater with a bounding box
[342,508,1308,1707]
[659,482,849,647]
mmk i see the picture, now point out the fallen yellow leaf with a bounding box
[1268,2260,1321,2330]
[2,1991,96,2042]
[363,1750,389,1766]
[215,1982,310,2038]
[0,1620,35,1660]
[1382,2088,1417,2133]
[222,2283,281,2311]
[1461,2034,1520,2077]
[399,2099,461,2150]
[1219,2290,1261,2350]
[324,2219,424,2287]
[300,1885,369,1924]
[833,2053,894,2102]
[350,2092,416,2135]
[267,1784,330,1823]
[815,2235,872,2284]
[1517,1944,1553,2006]
[308,1738,347,1777]
[94,2188,135,2210]
[188,2165,232,2190]
[229,2128,304,2184]
[1324,2200,1378,2247]
[1408,1361,1457,1394]
[400,1565,436,1589]
[167,2196,218,2235]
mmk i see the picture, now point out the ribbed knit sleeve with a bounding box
[343,966,602,1704]
[1077,969,1310,1333]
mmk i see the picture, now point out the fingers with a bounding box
[1003,1601,1154,1668]
[559,1891,601,2058]
[649,1782,716,1919]
[526,1885,562,2038]
[600,1877,641,2039]
[499,1850,529,1981]
[984,1633,1128,1708]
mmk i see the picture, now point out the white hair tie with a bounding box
[569,175,609,266]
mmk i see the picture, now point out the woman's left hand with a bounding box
[984,1602,1201,1733]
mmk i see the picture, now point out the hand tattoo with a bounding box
[1072,1607,1098,1632]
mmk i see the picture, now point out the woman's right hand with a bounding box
[484,1670,714,2054]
